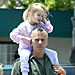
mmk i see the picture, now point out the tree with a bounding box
[8,0,74,10]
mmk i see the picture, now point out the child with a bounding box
[10,3,59,75]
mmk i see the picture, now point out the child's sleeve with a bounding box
[43,21,53,33]
[9,23,25,44]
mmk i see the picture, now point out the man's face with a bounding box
[31,31,48,52]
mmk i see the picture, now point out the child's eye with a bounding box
[37,14,40,16]
[42,16,44,17]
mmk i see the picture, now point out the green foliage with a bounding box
[8,0,74,10]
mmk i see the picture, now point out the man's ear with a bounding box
[30,39,32,44]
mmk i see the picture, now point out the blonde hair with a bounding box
[23,3,48,21]
[31,27,48,39]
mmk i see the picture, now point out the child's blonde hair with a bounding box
[23,3,48,21]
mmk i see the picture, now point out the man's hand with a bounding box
[53,64,66,75]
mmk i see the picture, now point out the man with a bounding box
[11,27,66,75]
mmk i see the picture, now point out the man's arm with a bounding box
[53,64,66,75]
[11,58,21,75]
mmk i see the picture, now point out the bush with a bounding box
[8,0,74,10]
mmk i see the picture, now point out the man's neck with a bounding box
[33,51,44,58]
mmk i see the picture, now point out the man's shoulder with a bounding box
[11,58,22,75]
[45,48,57,54]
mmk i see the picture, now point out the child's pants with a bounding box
[19,49,31,75]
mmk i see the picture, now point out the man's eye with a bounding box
[41,39,45,41]
[35,39,39,41]
[35,39,45,42]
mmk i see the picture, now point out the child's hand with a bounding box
[21,37,31,43]
[42,17,48,24]
[27,38,32,44]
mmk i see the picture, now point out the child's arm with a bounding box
[10,30,31,44]
[10,22,31,44]
[21,36,31,43]
[42,17,53,33]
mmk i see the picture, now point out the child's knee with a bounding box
[20,50,31,57]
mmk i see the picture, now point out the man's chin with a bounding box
[37,48,43,51]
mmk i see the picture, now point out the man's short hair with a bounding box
[31,27,48,39]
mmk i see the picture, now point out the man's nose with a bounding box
[38,40,42,44]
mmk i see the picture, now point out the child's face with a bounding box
[31,10,46,25]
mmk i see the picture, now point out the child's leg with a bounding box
[45,48,59,65]
[20,49,31,75]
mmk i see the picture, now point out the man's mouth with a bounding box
[37,46,42,48]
